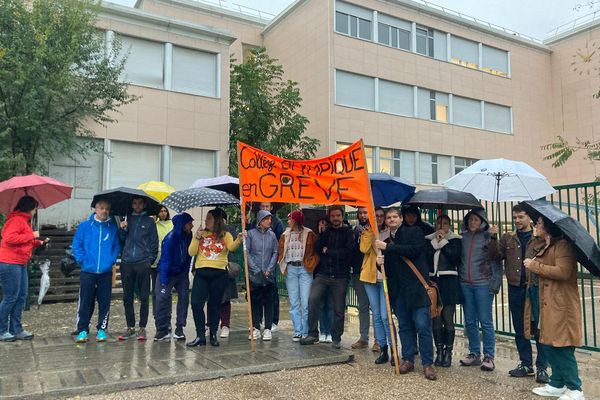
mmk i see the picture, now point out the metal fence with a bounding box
[237,181,600,351]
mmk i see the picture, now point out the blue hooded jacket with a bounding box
[120,212,159,265]
[72,213,120,274]
[158,212,193,285]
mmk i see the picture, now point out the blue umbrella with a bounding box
[369,173,416,207]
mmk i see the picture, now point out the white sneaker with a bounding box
[325,334,333,343]
[559,389,585,400]
[319,334,326,342]
[533,385,567,397]
[263,329,272,341]
[271,324,279,332]
[220,326,230,338]
[248,328,261,340]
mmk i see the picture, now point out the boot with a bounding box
[210,333,220,347]
[433,328,444,367]
[375,345,389,364]
[442,329,455,368]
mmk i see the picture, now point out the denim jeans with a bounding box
[319,291,333,335]
[286,265,313,336]
[0,263,28,335]
[364,281,395,347]
[154,270,189,332]
[352,275,370,341]
[461,282,495,357]
[394,295,433,366]
[508,284,546,369]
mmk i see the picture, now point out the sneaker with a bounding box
[75,331,88,343]
[300,335,319,345]
[536,369,550,384]
[325,334,333,343]
[481,355,495,371]
[271,323,279,332]
[319,333,326,342]
[96,329,107,342]
[558,389,585,400]
[460,353,482,366]
[248,328,261,340]
[14,330,34,340]
[136,327,147,341]
[292,334,302,342]
[0,332,16,342]
[220,326,230,338]
[509,363,534,377]
[262,329,272,341]
[117,327,136,341]
[532,384,567,397]
[154,330,170,342]
[332,340,341,349]
[173,327,186,341]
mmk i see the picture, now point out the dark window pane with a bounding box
[350,16,358,37]
[359,19,371,40]
[393,160,400,177]
[428,37,434,57]
[391,28,398,48]
[335,12,349,34]
[416,33,427,55]
[399,29,410,50]
[378,23,390,45]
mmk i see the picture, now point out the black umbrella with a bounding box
[162,187,239,212]
[521,199,600,277]
[91,187,161,216]
[404,188,484,211]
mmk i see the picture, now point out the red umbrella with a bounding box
[0,174,73,214]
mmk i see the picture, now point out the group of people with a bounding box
[0,194,586,399]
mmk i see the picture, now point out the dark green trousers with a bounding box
[545,345,582,391]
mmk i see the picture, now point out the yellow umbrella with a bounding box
[137,181,175,202]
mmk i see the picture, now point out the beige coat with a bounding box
[527,238,583,347]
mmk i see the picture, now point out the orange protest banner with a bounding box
[237,140,372,207]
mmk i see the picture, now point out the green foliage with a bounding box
[0,0,137,180]
[541,136,600,168]
[228,47,319,176]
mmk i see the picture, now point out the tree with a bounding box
[0,0,137,180]
[228,47,319,176]
[542,136,600,168]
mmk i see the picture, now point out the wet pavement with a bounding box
[2,300,600,399]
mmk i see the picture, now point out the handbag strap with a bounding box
[402,256,430,290]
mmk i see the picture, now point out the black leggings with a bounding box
[191,268,228,337]
[432,305,455,332]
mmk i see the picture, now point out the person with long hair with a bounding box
[187,209,243,347]
[0,196,48,342]
[527,216,585,400]
[426,214,463,367]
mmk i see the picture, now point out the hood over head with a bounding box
[256,209,272,227]
[172,212,194,234]
[462,208,489,232]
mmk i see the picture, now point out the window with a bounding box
[172,46,218,97]
[455,157,475,174]
[416,27,434,57]
[335,1,372,40]
[433,30,447,61]
[417,89,448,122]
[419,153,451,184]
[119,36,164,88]
[335,70,375,110]
[484,102,512,133]
[110,141,161,188]
[419,153,433,185]
[451,36,479,69]
[399,150,415,183]
[377,14,411,51]
[379,79,414,116]
[336,143,374,172]
[379,148,416,182]
[452,95,482,128]
[170,148,215,189]
[482,45,509,77]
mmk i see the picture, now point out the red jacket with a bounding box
[0,211,42,265]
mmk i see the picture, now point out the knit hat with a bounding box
[289,210,304,226]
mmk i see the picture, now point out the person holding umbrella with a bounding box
[426,214,463,367]
[117,196,159,341]
[526,215,585,400]
[72,199,120,343]
[0,196,48,342]
[489,204,549,383]
[187,209,243,347]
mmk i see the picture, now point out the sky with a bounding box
[107,0,595,41]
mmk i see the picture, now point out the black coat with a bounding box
[314,225,354,279]
[384,223,431,309]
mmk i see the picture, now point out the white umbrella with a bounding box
[443,159,556,223]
